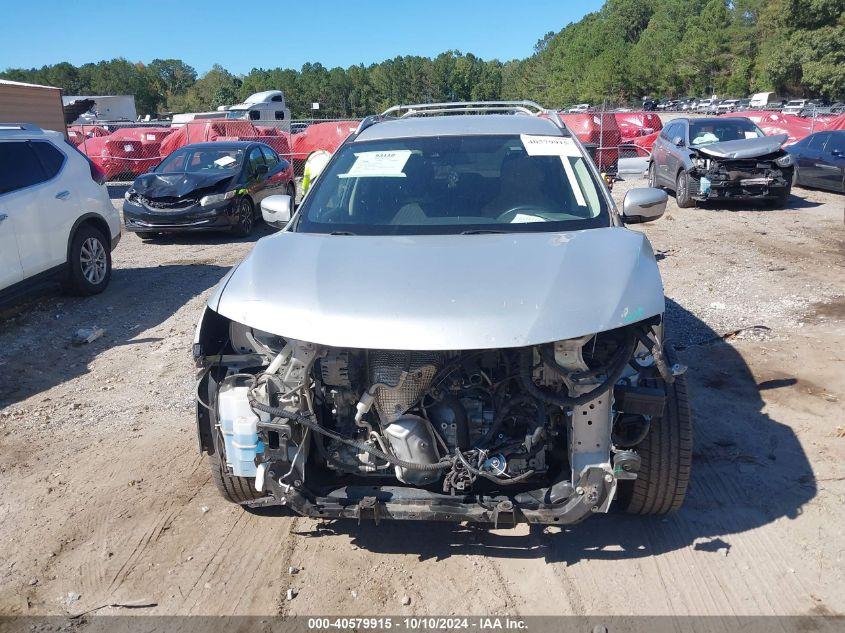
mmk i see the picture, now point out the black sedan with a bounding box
[123,141,295,238]
[787,131,845,193]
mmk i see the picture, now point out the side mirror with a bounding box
[831,149,843,158]
[261,195,292,228]
[622,187,668,224]
[672,136,685,147]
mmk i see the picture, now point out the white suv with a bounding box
[0,123,121,302]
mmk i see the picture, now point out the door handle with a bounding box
[55,190,70,200]
[0,213,7,224]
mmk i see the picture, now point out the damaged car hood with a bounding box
[133,171,234,198]
[210,228,664,351]
[694,134,787,159]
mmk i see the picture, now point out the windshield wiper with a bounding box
[460,229,506,235]
[329,231,357,236]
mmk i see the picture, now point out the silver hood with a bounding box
[695,134,787,159]
[210,228,664,351]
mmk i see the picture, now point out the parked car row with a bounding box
[653,95,845,117]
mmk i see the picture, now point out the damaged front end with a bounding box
[688,135,794,202]
[194,309,679,526]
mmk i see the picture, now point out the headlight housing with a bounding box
[124,188,136,201]
[200,190,236,207]
[775,154,795,167]
[692,157,710,170]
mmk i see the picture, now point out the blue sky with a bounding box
[0,0,604,74]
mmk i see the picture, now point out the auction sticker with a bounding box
[340,150,412,178]
[520,135,581,157]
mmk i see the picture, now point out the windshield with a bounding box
[156,147,244,173]
[689,120,765,146]
[294,134,608,236]
[225,110,249,120]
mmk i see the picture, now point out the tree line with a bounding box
[2,0,842,119]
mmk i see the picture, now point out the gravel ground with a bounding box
[0,174,843,622]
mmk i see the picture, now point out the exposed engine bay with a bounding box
[195,310,677,525]
[688,150,794,201]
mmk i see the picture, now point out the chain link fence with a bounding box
[74,104,839,184]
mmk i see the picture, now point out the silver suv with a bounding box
[193,102,691,526]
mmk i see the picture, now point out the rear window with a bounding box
[31,141,66,180]
[295,134,609,236]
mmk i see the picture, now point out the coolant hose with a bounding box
[248,397,452,472]
[520,330,638,407]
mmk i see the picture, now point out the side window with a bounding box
[659,123,672,140]
[274,110,285,121]
[824,133,844,154]
[31,141,66,180]
[248,110,260,121]
[261,146,279,167]
[663,122,677,141]
[247,147,265,175]
[0,142,46,195]
[807,133,830,150]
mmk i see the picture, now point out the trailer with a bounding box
[0,79,66,135]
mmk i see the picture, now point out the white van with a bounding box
[749,92,781,109]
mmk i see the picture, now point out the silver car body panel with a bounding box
[211,227,664,351]
[695,134,787,159]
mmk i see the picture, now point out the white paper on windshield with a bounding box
[145,133,156,141]
[521,135,587,207]
[744,131,759,139]
[339,150,412,178]
[214,156,237,167]
[510,213,546,223]
[520,135,581,157]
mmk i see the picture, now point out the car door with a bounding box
[798,133,830,187]
[260,146,288,197]
[653,123,673,184]
[0,147,24,290]
[0,140,75,280]
[664,121,687,184]
[817,132,845,192]
[245,146,269,205]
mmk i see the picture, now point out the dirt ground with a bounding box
[0,177,843,620]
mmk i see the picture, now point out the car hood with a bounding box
[133,171,235,198]
[210,228,664,351]
[693,134,787,159]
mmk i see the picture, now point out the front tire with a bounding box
[647,161,659,188]
[66,225,112,295]
[622,351,693,515]
[675,171,695,208]
[231,197,255,238]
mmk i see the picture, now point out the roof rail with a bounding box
[0,123,44,132]
[378,101,566,131]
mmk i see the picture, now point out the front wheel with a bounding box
[231,197,255,238]
[621,350,693,515]
[66,225,112,295]
[765,185,791,208]
[675,171,695,208]
[647,161,659,188]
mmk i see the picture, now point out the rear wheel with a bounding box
[675,171,695,208]
[231,197,255,238]
[66,225,112,295]
[621,350,693,515]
